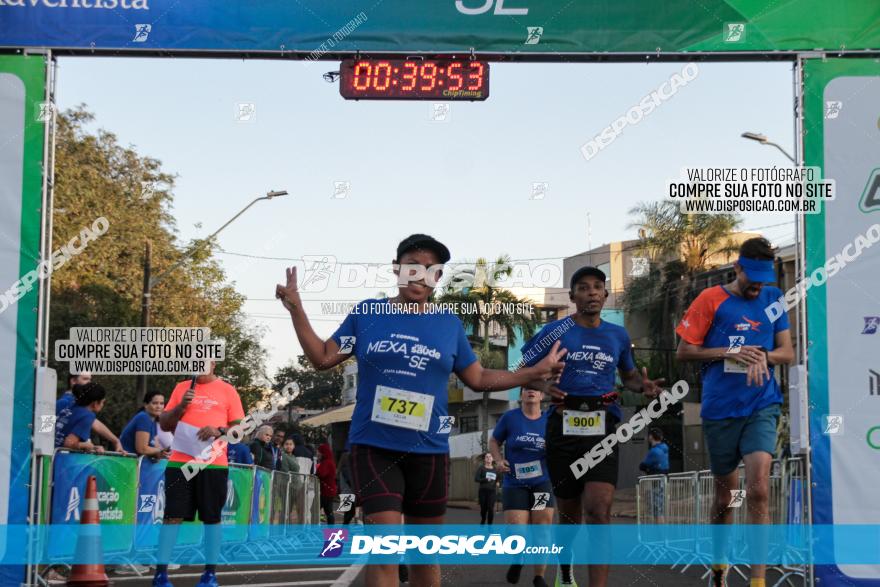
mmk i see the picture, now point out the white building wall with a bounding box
[449,430,493,458]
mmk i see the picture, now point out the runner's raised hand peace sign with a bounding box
[275,266,301,312]
[531,340,567,381]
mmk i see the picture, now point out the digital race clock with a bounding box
[339,58,490,101]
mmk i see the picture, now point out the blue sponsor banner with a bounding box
[9,524,880,565]
[0,0,878,55]
[134,457,165,550]
[48,452,138,559]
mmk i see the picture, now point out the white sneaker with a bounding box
[114,565,151,576]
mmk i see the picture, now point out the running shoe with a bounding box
[506,563,523,584]
[114,564,150,576]
[152,571,173,587]
[710,568,728,587]
[553,566,577,587]
[196,570,219,587]
[533,576,549,587]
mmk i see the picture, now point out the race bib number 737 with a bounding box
[371,385,434,431]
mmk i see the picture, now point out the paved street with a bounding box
[102,505,807,587]
[350,507,716,587]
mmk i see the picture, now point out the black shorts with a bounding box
[163,466,228,524]
[502,480,556,511]
[350,444,448,518]
[546,409,619,499]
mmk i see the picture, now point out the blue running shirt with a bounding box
[54,405,96,448]
[331,299,478,454]
[521,317,635,420]
[119,410,158,454]
[492,408,550,487]
[676,285,790,420]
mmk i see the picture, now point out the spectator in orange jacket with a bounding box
[316,443,338,524]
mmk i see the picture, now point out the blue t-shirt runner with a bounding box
[54,405,96,448]
[676,284,790,420]
[56,391,75,414]
[119,410,158,454]
[492,408,550,487]
[331,299,478,454]
[521,317,634,420]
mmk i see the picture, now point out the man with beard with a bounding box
[675,237,794,587]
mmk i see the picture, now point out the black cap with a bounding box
[396,234,451,264]
[569,266,607,290]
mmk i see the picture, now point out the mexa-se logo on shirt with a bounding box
[513,433,545,450]
[567,347,615,371]
[366,337,441,372]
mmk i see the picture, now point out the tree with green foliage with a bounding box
[623,202,741,349]
[436,255,539,450]
[50,106,268,436]
[622,201,741,391]
[273,355,344,411]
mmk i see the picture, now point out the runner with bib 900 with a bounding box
[276,234,566,587]
[520,266,664,587]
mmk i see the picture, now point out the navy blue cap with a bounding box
[570,266,607,290]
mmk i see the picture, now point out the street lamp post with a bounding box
[137,189,288,396]
[740,131,796,164]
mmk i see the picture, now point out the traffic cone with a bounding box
[67,475,109,587]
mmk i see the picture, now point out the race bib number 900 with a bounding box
[372,385,434,431]
[562,410,605,436]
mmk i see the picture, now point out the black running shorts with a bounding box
[502,480,556,511]
[163,465,228,524]
[350,444,448,518]
[546,408,619,499]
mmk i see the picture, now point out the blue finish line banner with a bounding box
[0,0,878,54]
[4,524,880,565]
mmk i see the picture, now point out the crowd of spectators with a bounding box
[52,371,357,526]
[53,371,321,475]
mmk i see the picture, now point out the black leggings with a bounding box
[478,488,496,525]
[321,496,336,525]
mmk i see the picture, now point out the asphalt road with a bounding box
[76,507,805,587]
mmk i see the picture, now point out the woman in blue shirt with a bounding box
[490,387,555,587]
[55,382,107,453]
[276,234,565,587]
[119,391,168,458]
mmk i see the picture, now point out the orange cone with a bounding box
[67,475,109,587]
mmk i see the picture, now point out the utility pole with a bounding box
[137,190,288,397]
[137,241,152,397]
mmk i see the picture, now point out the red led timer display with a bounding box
[339,59,490,100]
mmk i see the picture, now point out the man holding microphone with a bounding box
[153,362,245,587]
